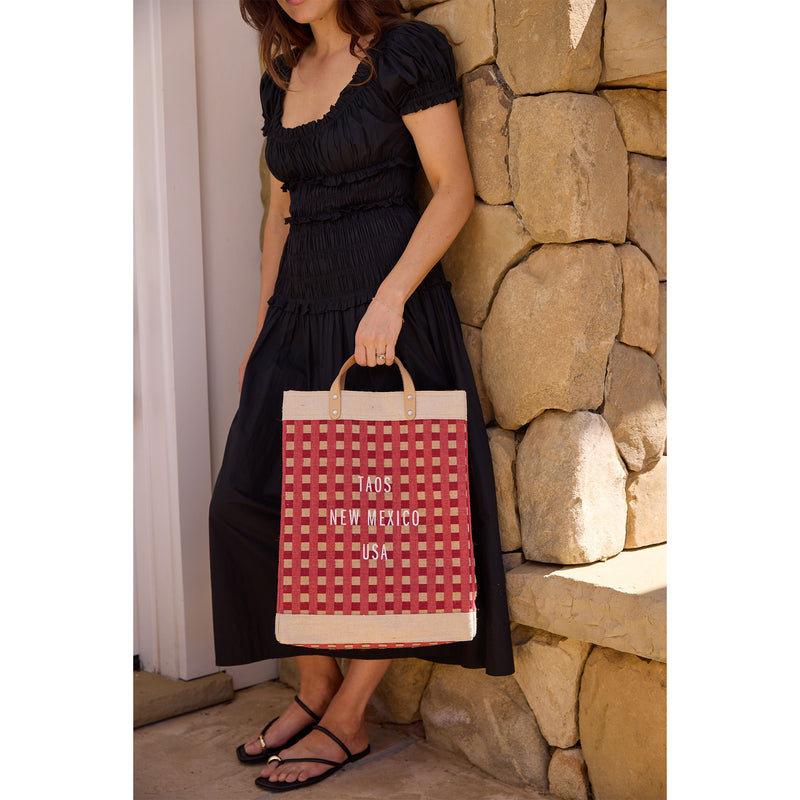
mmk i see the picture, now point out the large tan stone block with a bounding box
[600,0,666,89]
[502,551,524,571]
[496,0,604,95]
[625,456,666,548]
[603,342,666,472]
[416,0,495,79]
[461,324,493,424]
[487,426,521,551]
[482,242,621,430]
[578,647,667,800]
[443,201,534,327]
[548,746,591,800]
[509,93,628,243]
[628,153,666,278]
[617,243,659,354]
[598,88,666,157]
[512,625,592,748]
[517,410,627,564]
[461,66,513,205]
[654,281,666,395]
[370,658,434,724]
[506,545,667,662]
[420,663,551,790]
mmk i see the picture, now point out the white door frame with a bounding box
[133,0,278,688]
[133,0,216,680]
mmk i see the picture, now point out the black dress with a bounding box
[208,19,514,677]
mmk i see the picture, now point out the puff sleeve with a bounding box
[379,20,462,117]
[259,58,286,136]
[259,70,273,136]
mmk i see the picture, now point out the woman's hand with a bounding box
[354,296,404,367]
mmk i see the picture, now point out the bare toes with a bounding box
[259,762,278,780]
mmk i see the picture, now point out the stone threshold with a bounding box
[505,542,666,662]
[134,670,234,728]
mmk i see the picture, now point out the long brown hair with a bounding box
[239,1,435,90]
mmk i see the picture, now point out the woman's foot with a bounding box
[241,657,345,761]
[239,696,318,759]
[257,711,369,785]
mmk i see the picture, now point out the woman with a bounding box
[209,0,515,791]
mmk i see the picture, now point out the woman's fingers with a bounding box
[354,301,403,367]
[354,342,385,367]
[354,329,386,367]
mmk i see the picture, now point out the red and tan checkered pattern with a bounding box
[277,417,476,647]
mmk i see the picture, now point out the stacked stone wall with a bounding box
[405,1,667,797]
[272,2,667,798]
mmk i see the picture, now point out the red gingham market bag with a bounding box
[276,355,477,649]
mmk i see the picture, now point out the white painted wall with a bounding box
[134,0,278,688]
[193,0,266,477]
[193,0,278,689]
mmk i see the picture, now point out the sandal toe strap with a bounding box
[293,695,322,723]
[270,756,341,768]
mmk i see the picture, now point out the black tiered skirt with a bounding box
[208,200,514,677]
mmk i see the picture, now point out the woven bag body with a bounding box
[276,357,477,648]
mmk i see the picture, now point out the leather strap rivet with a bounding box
[332,394,338,400]
[332,409,339,416]
[407,394,413,400]
[407,410,413,417]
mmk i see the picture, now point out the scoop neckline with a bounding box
[276,44,375,134]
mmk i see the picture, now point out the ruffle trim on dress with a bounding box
[279,154,419,192]
[264,58,372,141]
[398,84,463,117]
[267,288,378,315]
[266,274,451,316]
[284,196,417,225]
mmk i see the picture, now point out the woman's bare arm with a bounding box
[239,167,290,391]
[255,169,291,332]
[353,99,475,367]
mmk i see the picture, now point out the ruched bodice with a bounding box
[258,20,462,310]
[208,19,515,677]
[276,154,420,225]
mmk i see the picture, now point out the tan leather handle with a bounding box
[329,355,417,420]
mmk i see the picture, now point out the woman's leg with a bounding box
[260,658,392,784]
[241,655,343,756]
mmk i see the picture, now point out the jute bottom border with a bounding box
[275,611,476,645]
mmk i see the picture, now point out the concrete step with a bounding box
[134,670,234,728]
[134,678,555,799]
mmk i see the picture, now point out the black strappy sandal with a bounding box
[236,695,322,764]
[254,723,371,792]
